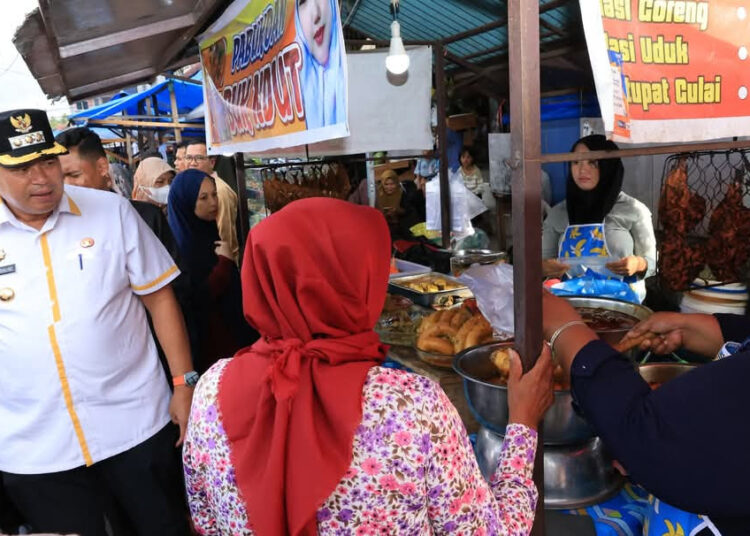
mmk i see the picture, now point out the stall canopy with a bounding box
[69,78,204,122]
[12,0,230,101]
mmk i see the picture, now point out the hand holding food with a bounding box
[507,346,555,430]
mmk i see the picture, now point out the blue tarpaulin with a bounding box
[70,78,204,123]
[502,93,601,124]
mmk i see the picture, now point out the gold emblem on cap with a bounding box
[10,113,32,134]
[0,249,5,261]
[80,237,95,248]
[0,287,14,302]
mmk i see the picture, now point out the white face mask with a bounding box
[142,185,170,205]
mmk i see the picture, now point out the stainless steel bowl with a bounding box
[564,296,653,356]
[476,429,624,509]
[453,341,594,445]
[638,363,697,385]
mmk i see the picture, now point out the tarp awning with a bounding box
[69,78,204,120]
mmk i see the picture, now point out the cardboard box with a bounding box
[446,113,478,131]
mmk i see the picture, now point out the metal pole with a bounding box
[234,152,249,264]
[508,0,545,533]
[169,81,182,144]
[434,42,451,250]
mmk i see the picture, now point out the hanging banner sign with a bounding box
[199,0,349,153]
[581,0,750,143]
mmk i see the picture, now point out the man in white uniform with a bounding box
[0,109,195,535]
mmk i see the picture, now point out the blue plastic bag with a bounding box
[550,269,640,304]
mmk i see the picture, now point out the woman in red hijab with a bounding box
[183,197,553,535]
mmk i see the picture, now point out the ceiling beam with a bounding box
[58,14,196,59]
[442,19,506,45]
[68,68,156,98]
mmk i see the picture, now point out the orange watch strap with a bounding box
[172,375,186,387]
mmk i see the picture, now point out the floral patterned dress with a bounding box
[184,361,538,535]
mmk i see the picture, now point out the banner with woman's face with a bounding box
[199,0,349,154]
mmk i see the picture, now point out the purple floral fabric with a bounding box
[184,360,538,535]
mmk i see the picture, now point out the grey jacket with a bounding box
[542,191,656,300]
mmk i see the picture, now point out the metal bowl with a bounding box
[638,363,697,386]
[563,296,653,351]
[453,341,594,445]
[476,429,624,509]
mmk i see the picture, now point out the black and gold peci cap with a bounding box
[0,109,67,167]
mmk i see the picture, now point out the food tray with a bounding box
[389,259,431,280]
[388,272,473,307]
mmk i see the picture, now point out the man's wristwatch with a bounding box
[173,371,200,387]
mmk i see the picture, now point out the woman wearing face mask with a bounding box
[168,169,258,374]
[133,157,176,209]
[542,135,656,302]
[295,0,346,130]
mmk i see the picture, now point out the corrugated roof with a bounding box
[343,0,581,66]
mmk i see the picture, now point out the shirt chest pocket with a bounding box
[58,243,125,301]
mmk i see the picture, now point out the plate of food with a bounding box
[414,303,511,368]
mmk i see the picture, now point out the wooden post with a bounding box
[508,0,545,533]
[125,131,134,172]
[234,152,249,264]
[169,81,182,144]
[434,42,451,249]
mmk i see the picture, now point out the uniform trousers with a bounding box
[1,423,189,536]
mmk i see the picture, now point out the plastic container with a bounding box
[680,280,748,315]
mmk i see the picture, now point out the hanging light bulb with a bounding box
[386,20,409,74]
[385,0,409,75]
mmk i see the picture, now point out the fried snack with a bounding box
[452,314,481,352]
[490,348,512,378]
[417,306,496,356]
[416,323,457,355]
[464,319,493,350]
[402,276,464,293]
[449,307,472,329]
[417,309,444,334]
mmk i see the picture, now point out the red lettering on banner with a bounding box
[282,45,305,120]
[216,42,306,137]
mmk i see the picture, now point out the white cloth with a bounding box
[0,185,178,474]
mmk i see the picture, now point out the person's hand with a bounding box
[618,312,686,354]
[606,255,647,276]
[507,346,554,430]
[542,258,570,278]
[170,386,194,447]
[215,240,232,259]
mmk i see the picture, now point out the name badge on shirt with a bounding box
[0,264,15,276]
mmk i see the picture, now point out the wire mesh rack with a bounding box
[657,150,750,291]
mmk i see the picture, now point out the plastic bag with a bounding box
[457,262,515,334]
[425,170,487,238]
[549,270,639,304]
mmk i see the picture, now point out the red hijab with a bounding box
[218,197,390,535]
